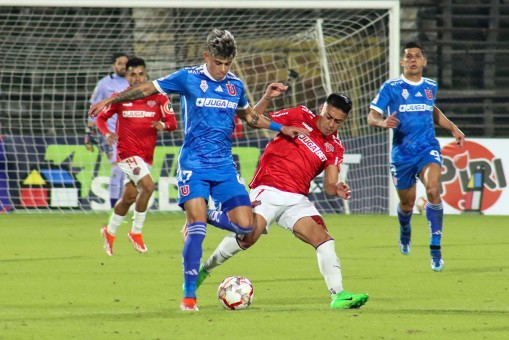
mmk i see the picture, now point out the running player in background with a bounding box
[368,41,465,271]
[196,92,369,310]
[89,28,308,311]
[85,52,130,209]
[96,56,177,256]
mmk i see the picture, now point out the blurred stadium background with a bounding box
[0,0,507,214]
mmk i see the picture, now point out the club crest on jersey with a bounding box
[324,142,334,153]
[133,167,141,176]
[425,89,433,100]
[180,185,190,197]
[200,80,208,93]
[147,100,156,108]
[226,83,236,96]
[401,89,409,100]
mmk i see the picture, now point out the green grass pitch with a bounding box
[1,212,508,339]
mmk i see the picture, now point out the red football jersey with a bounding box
[249,105,345,195]
[96,93,177,165]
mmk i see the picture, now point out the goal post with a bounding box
[0,1,400,214]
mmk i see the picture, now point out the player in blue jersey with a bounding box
[89,29,308,311]
[85,52,129,209]
[368,42,465,271]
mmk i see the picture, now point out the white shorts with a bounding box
[249,185,320,233]
[118,156,152,185]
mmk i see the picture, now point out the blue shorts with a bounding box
[177,165,250,210]
[390,148,442,190]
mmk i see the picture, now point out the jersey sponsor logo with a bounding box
[200,80,208,92]
[388,79,404,86]
[122,103,133,106]
[402,89,409,100]
[425,89,433,100]
[272,111,289,118]
[424,78,437,86]
[302,122,313,132]
[398,104,433,112]
[122,111,157,118]
[226,83,236,96]
[195,98,238,109]
[297,135,327,161]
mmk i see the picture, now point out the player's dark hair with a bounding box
[206,29,237,60]
[110,52,129,64]
[126,56,146,70]
[327,93,352,115]
[402,41,424,54]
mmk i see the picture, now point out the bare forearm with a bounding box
[238,107,271,129]
[109,82,157,105]
[246,110,270,129]
[433,106,456,131]
[253,95,272,116]
[367,110,385,127]
[110,88,146,104]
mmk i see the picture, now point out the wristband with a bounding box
[269,121,283,132]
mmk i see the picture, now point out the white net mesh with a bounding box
[0,6,391,213]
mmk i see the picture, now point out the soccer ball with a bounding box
[217,276,254,310]
[415,196,427,214]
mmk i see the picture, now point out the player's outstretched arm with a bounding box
[324,165,351,200]
[433,106,465,147]
[367,109,399,129]
[253,82,288,115]
[239,106,309,138]
[89,82,158,117]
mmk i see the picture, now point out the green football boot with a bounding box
[330,291,369,310]
[196,265,210,289]
[182,265,210,292]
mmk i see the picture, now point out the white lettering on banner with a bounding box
[297,135,327,161]
[122,111,157,118]
[399,104,433,112]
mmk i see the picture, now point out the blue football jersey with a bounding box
[370,75,441,163]
[153,65,249,170]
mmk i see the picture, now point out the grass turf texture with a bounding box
[1,213,508,339]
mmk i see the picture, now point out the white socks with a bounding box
[131,210,147,234]
[107,213,126,235]
[316,240,343,295]
[203,234,243,272]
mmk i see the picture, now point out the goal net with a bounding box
[0,2,398,213]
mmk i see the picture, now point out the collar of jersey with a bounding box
[400,74,423,86]
[203,63,227,82]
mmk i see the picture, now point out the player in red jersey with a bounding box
[196,92,369,309]
[96,57,178,256]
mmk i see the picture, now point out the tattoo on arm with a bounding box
[250,112,259,126]
[111,89,146,104]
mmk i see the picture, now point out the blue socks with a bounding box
[207,209,253,235]
[397,204,412,230]
[182,222,206,298]
[426,201,443,247]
